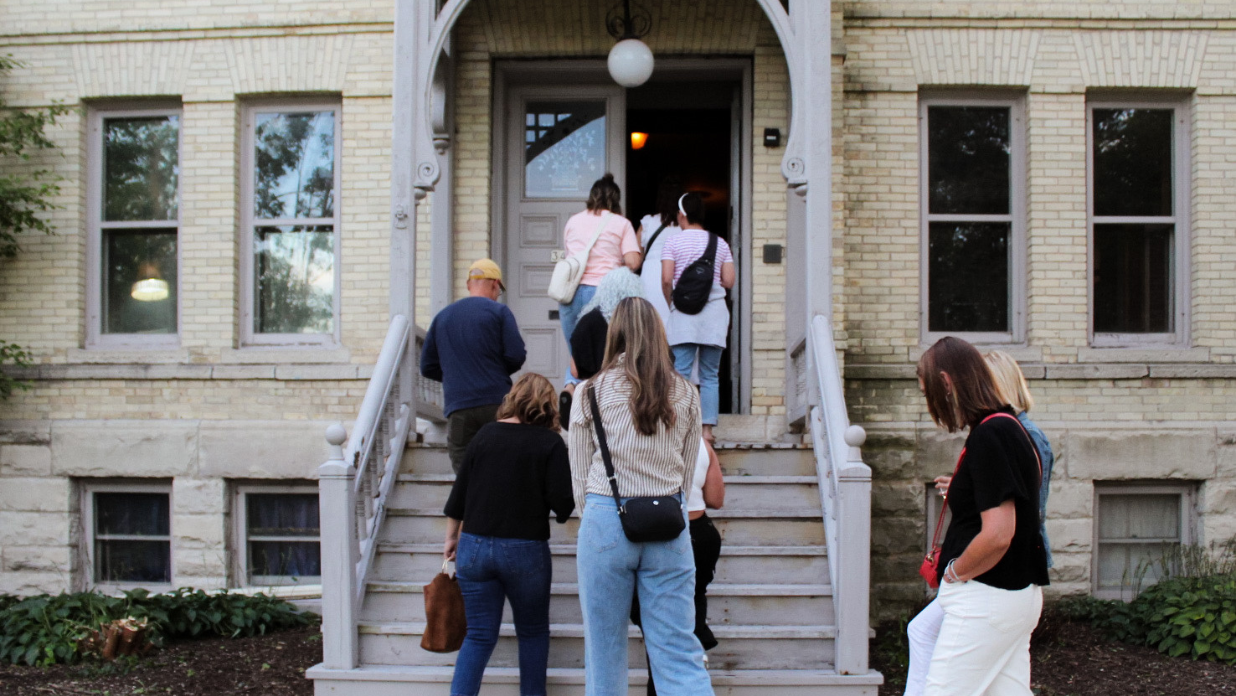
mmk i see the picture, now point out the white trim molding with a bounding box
[85,105,183,351]
[1086,93,1192,349]
[919,91,1028,346]
[239,99,343,348]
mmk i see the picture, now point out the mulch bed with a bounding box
[872,605,1236,695]
[0,626,320,696]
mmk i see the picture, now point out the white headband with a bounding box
[678,193,688,217]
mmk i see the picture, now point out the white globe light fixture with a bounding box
[608,38,654,88]
[605,1,653,88]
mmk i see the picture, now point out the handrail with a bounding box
[807,314,872,675]
[318,315,416,670]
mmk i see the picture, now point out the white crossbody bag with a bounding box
[547,212,611,304]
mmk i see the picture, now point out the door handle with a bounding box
[549,310,560,320]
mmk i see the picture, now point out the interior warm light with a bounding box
[630,132,648,150]
[131,262,170,302]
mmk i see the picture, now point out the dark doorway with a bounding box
[626,81,738,415]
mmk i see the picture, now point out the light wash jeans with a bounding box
[671,344,723,425]
[923,581,1043,696]
[576,494,714,696]
[559,284,597,386]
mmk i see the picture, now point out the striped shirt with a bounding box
[662,229,733,286]
[567,360,703,513]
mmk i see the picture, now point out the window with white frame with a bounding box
[1088,98,1189,345]
[82,482,172,589]
[1094,483,1196,599]
[87,108,181,347]
[234,485,321,586]
[241,103,341,345]
[920,95,1025,344]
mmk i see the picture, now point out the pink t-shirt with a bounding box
[564,210,640,286]
[662,229,733,285]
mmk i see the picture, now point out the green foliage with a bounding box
[1060,574,1236,665]
[0,589,314,666]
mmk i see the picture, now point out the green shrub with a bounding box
[1060,574,1236,665]
[0,589,314,666]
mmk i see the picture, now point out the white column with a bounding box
[318,424,358,670]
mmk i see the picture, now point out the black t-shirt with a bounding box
[443,422,575,540]
[938,408,1050,590]
[569,307,608,381]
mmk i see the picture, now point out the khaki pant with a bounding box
[446,403,500,475]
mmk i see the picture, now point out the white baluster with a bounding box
[319,423,358,670]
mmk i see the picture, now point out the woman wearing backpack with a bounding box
[559,173,641,421]
[661,192,735,444]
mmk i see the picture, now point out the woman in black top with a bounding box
[443,373,574,696]
[911,336,1048,696]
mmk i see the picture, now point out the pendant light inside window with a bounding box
[131,262,169,302]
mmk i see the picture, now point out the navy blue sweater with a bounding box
[420,297,527,416]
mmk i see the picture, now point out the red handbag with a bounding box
[919,413,1042,588]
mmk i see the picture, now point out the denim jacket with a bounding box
[1018,412,1054,569]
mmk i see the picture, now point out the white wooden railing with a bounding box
[318,315,418,669]
[805,314,873,675]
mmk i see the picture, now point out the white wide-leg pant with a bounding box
[922,580,1042,696]
[904,598,944,696]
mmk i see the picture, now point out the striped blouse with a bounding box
[567,361,703,513]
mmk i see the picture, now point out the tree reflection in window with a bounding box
[525,101,606,198]
[103,116,179,222]
[250,110,336,336]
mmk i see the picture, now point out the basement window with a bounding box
[83,482,172,591]
[1093,483,1196,600]
[234,485,321,587]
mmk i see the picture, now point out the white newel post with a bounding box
[319,424,358,669]
[836,425,872,674]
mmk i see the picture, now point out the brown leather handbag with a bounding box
[420,561,466,653]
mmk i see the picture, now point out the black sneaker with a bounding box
[559,391,572,431]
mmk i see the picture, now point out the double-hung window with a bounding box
[87,108,181,347]
[240,103,341,346]
[82,482,172,591]
[1093,483,1196,600]
[234,485,321,587]
[1088,98,1189,346]
[920,95,1025,344]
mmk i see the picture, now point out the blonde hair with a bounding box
[599,297,684,436]
[496,373,559,431]
[984,350,1035,413]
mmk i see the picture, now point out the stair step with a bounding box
[372,543,829,585]
[385,507,821,519]
[360,622,835,639]
[367,581,831,596]
[361,581,834,625]
[307,664,884,694]
[395,474,819,485]
[357,621,837,670]
[402,444,817,477]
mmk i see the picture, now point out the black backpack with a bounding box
[671,233,719,315]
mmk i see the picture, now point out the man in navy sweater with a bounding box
[420,259,527,474]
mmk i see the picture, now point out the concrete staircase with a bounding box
[310,438,881,695]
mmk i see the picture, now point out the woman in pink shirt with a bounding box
[559,174,641,415]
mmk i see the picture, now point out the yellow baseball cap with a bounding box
[467,258,505,290]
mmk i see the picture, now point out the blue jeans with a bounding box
[577,494,713,696]
[451,533,552,696]
[671,344,723,425]
[560,284,597,386]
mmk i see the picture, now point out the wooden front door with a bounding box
[502,85,625,388]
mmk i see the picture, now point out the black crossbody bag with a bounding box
[587,385,686,543]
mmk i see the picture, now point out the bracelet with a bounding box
[944,558,965,584]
